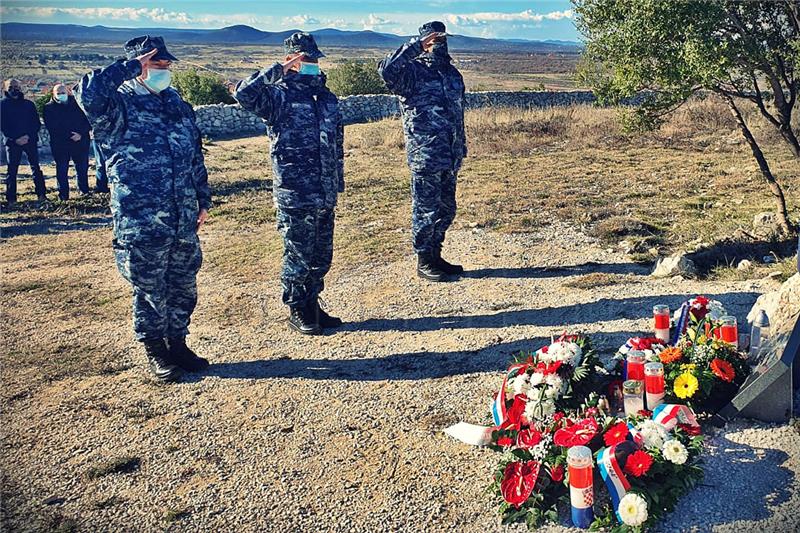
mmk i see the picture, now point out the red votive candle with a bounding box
[626,351,645,381]
[720,316,738,347]
[644,362,665,410]
[653,304,670,343]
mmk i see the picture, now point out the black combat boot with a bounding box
[288,305,321,335]
[434,244,464,275]
[316,299,343,328]
[166,337,209,372]
[417,252,447,282]
[143,339,182,382]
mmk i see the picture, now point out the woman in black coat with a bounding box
[43,84,91,200]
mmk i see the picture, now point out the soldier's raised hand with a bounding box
[420,32,446,48]
[282,54,304,74]
[135,48,159,69]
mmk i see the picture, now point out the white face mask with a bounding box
[55,93,68,103]
[143,68,172,93]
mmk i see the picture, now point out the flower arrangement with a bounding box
[489,402,705,531]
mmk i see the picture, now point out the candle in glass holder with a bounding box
[626,351,646,381]
[567,446,594,529]
[653,304,671,343]
[720,315,738,347]
[644,362,665,410]
[623,379,644,416]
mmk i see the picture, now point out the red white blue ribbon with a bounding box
[652,403,699,431]
[671,302,690,345]
[597,444,630,520]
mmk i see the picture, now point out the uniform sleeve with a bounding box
[187,106,212,211]
[460,73,468,158]
[377,39,423,96]
[337,112,345,193]
[233,63,285,125]
[75,59,142,140]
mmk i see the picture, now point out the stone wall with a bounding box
[192,90,626,138]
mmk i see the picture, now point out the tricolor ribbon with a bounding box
[652,403,699,431]
[597,445,630,521]
[671,302,690,346]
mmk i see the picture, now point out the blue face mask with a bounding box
[55,93,68,103]
[143,68,172,93]
[299,62,321,76]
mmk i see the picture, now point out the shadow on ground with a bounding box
[462,261,650,279]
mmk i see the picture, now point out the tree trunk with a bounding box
[778,122,800,158]
[723,94,796,235]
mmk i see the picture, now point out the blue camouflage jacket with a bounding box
[234,64,344,210]
[75,59,211,245]
[378,39,467,174]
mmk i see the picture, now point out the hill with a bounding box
[0,22,580,52]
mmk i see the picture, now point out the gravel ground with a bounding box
[2,223,798,532]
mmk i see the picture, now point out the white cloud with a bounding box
[283,14,320,27]
[445,9,573,28]
[361,14,397,31]
[0,7,193,24]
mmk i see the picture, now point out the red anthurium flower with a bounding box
[603,422,629,446]
[623,450,654,477]
[678,423,702,436]
[502,394,528,430]
[549,464,564,483]
[500,461,540,508]
[535,361,562,375]
[516,428,543,449]
[553,417,599,447]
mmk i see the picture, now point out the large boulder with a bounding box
[747,273,800,337]
[651,253,697,278]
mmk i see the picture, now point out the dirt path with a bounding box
[2,221,798,532]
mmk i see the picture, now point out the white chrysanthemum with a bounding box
[548,341,583,367]
[663,439,688,465]
[638,420,668,450]
[707,300,727,320]
[528,434,553,462]
[544,373,563,389]
[511,373,530,395]
[618,493,648,527]
[524,391,555,421]
[537,347,554,364]
[529,372,545,387]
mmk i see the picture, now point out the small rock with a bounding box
[737,259,753,270]
[652,254,697,278]
[43,496,65,506]
[765,271,784,280]
[762,255,777,264]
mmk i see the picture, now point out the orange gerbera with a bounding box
[710,358,735,382]
[659,346,683,365]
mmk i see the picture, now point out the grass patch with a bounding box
[164,507,192,523]
[86,456,141,479]
[92,495,127,510]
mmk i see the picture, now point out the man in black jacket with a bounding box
[44,84,92,200]
[1,79,47,204]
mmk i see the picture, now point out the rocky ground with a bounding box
[2,219,798,532]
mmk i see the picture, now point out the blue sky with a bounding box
[0,1,580,41]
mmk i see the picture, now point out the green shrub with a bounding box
[326,60,387,97]
[173,69,235,106]
[34,92,52,118]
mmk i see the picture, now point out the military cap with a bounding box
[284,32,325,59]
[124,35,178,61]
[418,21,449,38]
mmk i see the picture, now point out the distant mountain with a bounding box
[0,22,580,53]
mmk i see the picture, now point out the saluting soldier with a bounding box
[234,32,344,336]
[379,21,467,282]
[75,36,212,382]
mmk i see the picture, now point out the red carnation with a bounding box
[678,423,702,436]
[516,428,543,449]
[549,464,564,483]
[496,435,514,447]
[554,417,598,448]
[603,422,629,446]
[500,461,540,508]
[502,394,528,430]
[623,450,654,477]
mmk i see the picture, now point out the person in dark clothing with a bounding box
[43,84,92,200]
[1,79,47,203]
[92,136,110,193]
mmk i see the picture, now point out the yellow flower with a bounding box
[674,372,699,399]
[680,363,697,372]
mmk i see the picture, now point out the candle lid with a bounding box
[623,379,643,394]
[567,445,593,467]
[653,304,669,313]
[626,350,645,362]
[720,315,737,324]
[644,362,664,375]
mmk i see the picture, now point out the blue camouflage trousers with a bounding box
[113,235,203,341]
[411,169,457,254]
[276,207,335,308]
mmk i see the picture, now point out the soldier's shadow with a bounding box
[461,261,649,279]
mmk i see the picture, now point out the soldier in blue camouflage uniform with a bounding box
[234,33,344,336]
[75,36,211,382]
[379,21,467,282]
